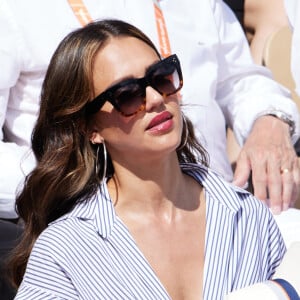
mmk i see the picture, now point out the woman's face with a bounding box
[90,36,183,164]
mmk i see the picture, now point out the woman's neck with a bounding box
[107,154,195,221]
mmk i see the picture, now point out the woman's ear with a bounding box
[89,130,104,144]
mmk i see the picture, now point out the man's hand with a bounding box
[233,115,300,214]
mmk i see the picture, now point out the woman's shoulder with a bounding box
[181,163,271,216]
[32,188,115,257]
[34,217,92,250]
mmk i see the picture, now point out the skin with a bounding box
[233,116,300,213]
[89,37,206,300]
[244,0,289,64]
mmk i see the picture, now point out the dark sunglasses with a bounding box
[85,54,183,116]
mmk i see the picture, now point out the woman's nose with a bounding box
[145,86,165,111]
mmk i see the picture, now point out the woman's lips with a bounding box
[146,111,173,133]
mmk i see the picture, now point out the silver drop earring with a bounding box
[95,141,107,182]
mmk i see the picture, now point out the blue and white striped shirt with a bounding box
[15,164,286,300]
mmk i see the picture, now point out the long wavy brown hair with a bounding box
[9,19,209,287]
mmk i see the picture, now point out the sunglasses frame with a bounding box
[85,54,183,116]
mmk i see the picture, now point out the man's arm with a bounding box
[212,0,300,211]
[0,0,35,218]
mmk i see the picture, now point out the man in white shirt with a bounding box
[0,0,299,220]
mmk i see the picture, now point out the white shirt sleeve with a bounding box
[213,0,300,145]
[0,0,36,218]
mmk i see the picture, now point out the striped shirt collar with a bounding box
[52,163,249,239]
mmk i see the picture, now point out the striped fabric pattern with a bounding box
[15,164,286,300]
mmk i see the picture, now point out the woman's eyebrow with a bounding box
[103,58,162,90]
[145,58,161,73]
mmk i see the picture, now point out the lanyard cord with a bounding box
[67,0,92,26]
[152,0,171,57]
[67,0,171,57]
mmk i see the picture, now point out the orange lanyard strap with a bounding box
[67,0,92,26]
[67,0,171,56]
[153,0,171,57]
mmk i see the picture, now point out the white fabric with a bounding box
[0,0,299,218]
[274,241,300,296]
[225,281,288,300]
[284,0,300,95]
[274,208,300,248]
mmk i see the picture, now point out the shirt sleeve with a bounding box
[15,237,79,300]
[211,0,300,145]
[15,285,68,300]
[0,0,35,218]
[264,207,287,278]
[228,192,286,293]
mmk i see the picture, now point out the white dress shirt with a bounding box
[0,0,299,218]
[284,0,300,96]
[15,164,286,300]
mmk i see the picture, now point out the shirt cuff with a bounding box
[272,278,300,300]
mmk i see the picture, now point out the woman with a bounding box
[10,19,285,299]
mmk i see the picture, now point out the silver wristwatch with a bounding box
[259,110,296,137]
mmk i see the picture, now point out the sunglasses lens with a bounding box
[151,63,181,95]
[114,83,145,116]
